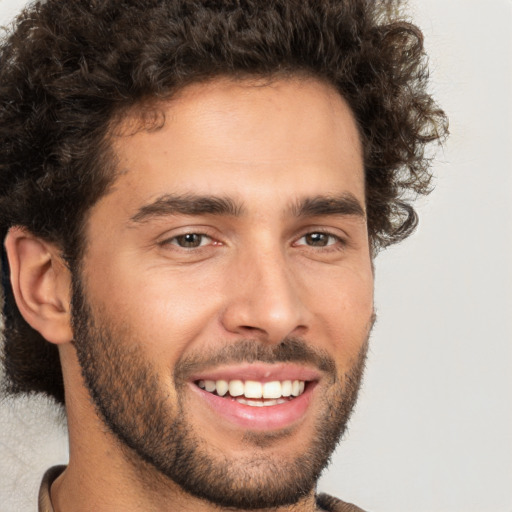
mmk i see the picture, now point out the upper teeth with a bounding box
[197,379,306,399]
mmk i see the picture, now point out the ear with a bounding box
[4,226,73,345]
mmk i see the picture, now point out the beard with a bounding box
[71,275,370,510]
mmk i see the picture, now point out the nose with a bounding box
[220,245,310,344]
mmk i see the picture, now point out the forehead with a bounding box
[105,77,364,216]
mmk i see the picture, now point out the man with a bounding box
[0,1,447,511]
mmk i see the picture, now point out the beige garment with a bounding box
[38,466,65,512]
[39,466,367,512]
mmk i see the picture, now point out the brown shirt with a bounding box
[39,466,367,512]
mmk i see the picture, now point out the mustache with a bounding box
[173,337,337,381]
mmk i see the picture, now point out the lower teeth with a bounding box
[235,397,288,407]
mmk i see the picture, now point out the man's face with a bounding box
[72,77,374,508]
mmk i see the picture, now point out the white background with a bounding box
[1,1,511,511]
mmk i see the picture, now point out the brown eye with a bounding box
[172,233,210,248]
[301,232,336,247]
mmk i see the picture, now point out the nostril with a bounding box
[240,325,264,332]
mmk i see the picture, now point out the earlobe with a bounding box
[4,227,73,345]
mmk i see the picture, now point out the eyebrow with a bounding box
[129,192,365,224]
[291,194,365,219]
[130,194,243,223]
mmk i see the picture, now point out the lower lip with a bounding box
[189,382,316,431]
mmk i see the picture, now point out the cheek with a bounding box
[308,265,374,361]
[85,257,226,360]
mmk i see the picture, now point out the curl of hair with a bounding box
[0,0,448,404]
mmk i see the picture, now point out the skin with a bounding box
[6,77,374,511]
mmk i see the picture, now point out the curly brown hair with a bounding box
[0,0,447,405]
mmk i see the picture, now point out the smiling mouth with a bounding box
[196,379,307,407]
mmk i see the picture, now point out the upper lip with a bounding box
[187,363,321,383]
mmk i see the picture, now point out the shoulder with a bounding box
[38,465,66,512]
[316,492,369,512]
